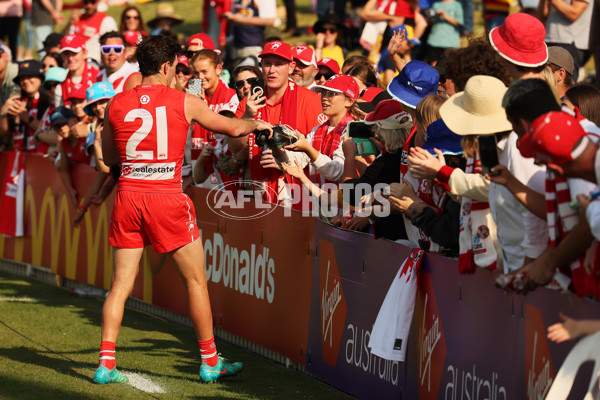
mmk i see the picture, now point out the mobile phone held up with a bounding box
[348,121,378,156]
[187,78,203,98]
[347,121,374,139]
[477,135,499,175]
[250,77,265,104]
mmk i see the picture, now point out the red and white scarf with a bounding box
[545,171,587,295]
[308,114,353,184]
[458,157,497,273]
[61,63,99,104]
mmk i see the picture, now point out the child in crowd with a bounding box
[425,0,463,64]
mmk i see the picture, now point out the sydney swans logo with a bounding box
[322,260,342,347]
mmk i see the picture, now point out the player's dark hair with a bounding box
[99,31,126,47]
[502,78,561,122]
[136,35,182,77]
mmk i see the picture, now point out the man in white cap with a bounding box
[290,45,318,89]
[62,0,117,66]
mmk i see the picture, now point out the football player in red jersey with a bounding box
[95,34,271,385]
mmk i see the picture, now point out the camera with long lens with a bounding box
[254,124,298,149]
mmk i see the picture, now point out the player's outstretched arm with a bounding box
[184,94,272,138]
[101,101,120,167]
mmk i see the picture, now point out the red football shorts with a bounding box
[109,190,200,253]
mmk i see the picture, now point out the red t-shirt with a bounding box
[376,0,415,18]
[108,85,189,192]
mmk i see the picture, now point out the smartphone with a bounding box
[477,135,499,175]
[250,77,265,103]
[348,121,374,139]
[9,84,22,98]
[187,78,203,97]
[354,138,379,156]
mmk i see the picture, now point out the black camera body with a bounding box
[255,124,298,149]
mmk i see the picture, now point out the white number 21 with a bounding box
[124,106,168,160]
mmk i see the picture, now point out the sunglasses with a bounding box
[320,90,342,99]
[125,15,140,20]
[101,45,125,55]
[315,72,335,81]
[319,26,337,34]
[234,77,259,89]
[83,0,97,4]
[184,50,198,60]
[176,66,190,75]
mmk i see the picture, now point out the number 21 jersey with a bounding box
[109,85,189,192]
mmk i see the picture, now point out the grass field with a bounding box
[0,270,351,400]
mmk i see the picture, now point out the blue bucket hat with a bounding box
[422,119,463,155]
[43,67,68,84]
[387,60,439,109]
[84,82,115,116]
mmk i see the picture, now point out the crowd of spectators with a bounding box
[1,0,600,341]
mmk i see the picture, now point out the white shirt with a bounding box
[283,125,346,185]
[489,133,548,272]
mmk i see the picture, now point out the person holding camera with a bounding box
[232,41,322,204]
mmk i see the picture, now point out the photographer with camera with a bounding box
[232,41,322,203]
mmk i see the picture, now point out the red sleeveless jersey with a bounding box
[108,85,189,192]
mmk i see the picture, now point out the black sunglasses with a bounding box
[176,66,190,75]
[184,50,198,60]
[83,0,96,4]
[234,77,259,89]
[125,15,140,20]
[315,72,335,81]
[318,26,337,34]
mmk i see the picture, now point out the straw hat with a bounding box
[439,75,512,136]
[147,3,183,29]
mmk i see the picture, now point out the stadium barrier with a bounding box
[1,152,599,399]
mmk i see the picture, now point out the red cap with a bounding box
[123,30,144,46]
[259,41,293,62]
[360,87,384,102]
[489,13,548,67]
[66,84,88,100]
[177,55,189,67]
[292,45,317,67]
[364,99,412,129]
[59,34,86,53]
[317,58,340,74]
[187,33,215,50]
[519,111,588,164]
[312,74,359,100]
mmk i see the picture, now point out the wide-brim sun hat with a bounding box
[489,12,548,67]
[147,3,183,29]
[439,75,512,136]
